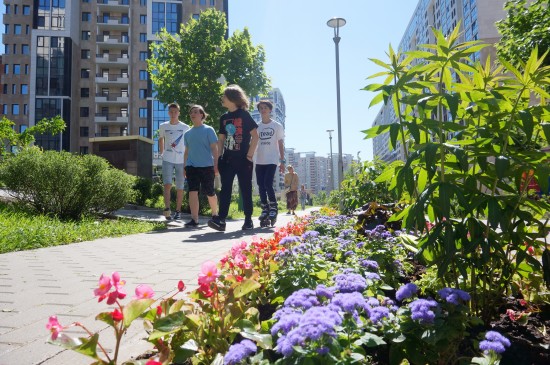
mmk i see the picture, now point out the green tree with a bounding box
[496,0,550,67]
[0,115,66,157]
[148,8,270,124]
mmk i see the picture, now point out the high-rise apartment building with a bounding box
[1,0,227,156]
[372,0,507,163]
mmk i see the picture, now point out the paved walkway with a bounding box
[0,208,306,365]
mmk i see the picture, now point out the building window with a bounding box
[139,127,148,137]
[12,84,16,94]
[26,25,29,34]
[21,44,30,54]
[24,65,29,74]
[3,84,7,94]
[5,5,10,14]
[140,33,147,42]
[12,44,16,54]
[4,24,8,34]
[80,126,89,136]
[140,15,147,24]
[14,24,22,35]
[14,5,18,14]
[139,108,148,118]
[23,5,30,15]
[82,12,91,21]
[80,146,89,154]
[139,51,147,61]
[192,14,200,20]
[139,70,148,80]
[192,0,196,4]
[80,107,89,117]
[81,88,90,97]
[81,49,91,59]
[200,0,206,5]
[81,68,90,78]
[23,104,28,115]
[2,105,8,114]
[20,125,27,133]
[81,31,90,40]
[3,64,8,75]
[13,65,20,74]
[210,0,215,5]
[140,0,147,5]
[21,84,28,94]
[139,89,147,99]
[82,0,90,3]
[3,44,8,54]
[12,104,19,115]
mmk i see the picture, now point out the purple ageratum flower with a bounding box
[273,306,301,320]
[356,241,366,249]
[275,336,295,357]
[317,346,330,355]
[479,331,511,354]
[271,311,302,336]
[330,292,368,313]
[284,288,320,309]
[396,283,418,301]
[333,272,367,293]
[409,298,438,324]
[438,288,471,305]
[339,228,356,238]
[360,259,379,270]
[224,340,257,365]
[315,284,335,300]
[344,250,354,257]
[364,272,381,281]
[301,230,320,240]
[369,306,390,324]
[279,236,301,246]
[297,306,342,340]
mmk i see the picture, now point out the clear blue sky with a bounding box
[0,1,419,160]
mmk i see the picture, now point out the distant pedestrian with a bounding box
[299,184,308,211]
[158,102,190,220]
[208,85,259,232]
[284,165,299,215]
[254,100,285,226]
[183,105,219,227]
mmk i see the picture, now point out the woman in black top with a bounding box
[208,85,259,231]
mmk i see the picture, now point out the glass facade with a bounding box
[152,2,181,34]
[36,36,71,96]
[36,0,66,30]
[152,100,169,154]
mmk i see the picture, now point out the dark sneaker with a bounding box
[184,219,199,227]
[163,208,172,220]
[173,211,181,220]
[208,216,226,231]
[241,220,254,230]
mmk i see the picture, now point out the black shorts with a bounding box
[185,166,216,196]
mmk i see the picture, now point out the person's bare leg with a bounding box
[163,184,172,218]
[189,191,199,221]
[208,195,218,217]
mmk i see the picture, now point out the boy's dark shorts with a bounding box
[185,166,216,196]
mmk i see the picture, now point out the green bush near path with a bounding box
[0,202,166,254]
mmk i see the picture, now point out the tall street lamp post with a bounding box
[326,129,334,192]
[327,17,346,195]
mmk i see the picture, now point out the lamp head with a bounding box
[326,18,346,29]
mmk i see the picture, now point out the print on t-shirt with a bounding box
[165,129,184,155]
[224,117,243,152]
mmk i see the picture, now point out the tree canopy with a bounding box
[496,0,550,67]
[148,8,270,126]
[0,116,65,157]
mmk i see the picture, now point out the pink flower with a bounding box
[197,283,213,298]
[145,360,162,365]
[111,309,123,322]
[177,280,185,292]
[46,316,63,340]
[106,272,127,305]
[94,274,112,297]
[198,261,219,286]
[156,305,163,316]
[231,241,247,256]
[135,284,154,299]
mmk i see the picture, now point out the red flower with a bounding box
[111,309,123,322]
[156,305,162,316]
[145,360,162,365]
[177,280,185,292]
[197,283,213,298]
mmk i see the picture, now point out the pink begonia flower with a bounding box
[46,316,63,340]
[145,360,162,365]
[231,241,247,256]
[177,280,185,292]
[111,309,123,322]
[197,261,219,286]
[135,284,155,299]
[233,253,252,269]
[197,283,213,298]
[156,305,163,316]
[94,273,112,297]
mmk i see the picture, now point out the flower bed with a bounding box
[46,210,549,364]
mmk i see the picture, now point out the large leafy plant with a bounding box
[363,25,550,322]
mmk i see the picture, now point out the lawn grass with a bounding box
[0,202,167,254]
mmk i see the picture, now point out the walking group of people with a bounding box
[158,84,300,232]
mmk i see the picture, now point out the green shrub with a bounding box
[132,177,153,206]
[0,147,134,219]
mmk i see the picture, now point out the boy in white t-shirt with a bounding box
[158,103,190,220]
[254,100,285,226]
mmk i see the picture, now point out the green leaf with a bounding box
[495,156,510,180]
[123,299,155,327]
[153,311,186,332]
[362,124,391,139]
[355,332,386,347]
[314,270,328,280]
[234,279,261,298]
[96,312,115,327]
[73,333,101,360]
[240,330,273,349]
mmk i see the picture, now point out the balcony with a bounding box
[95,53,129,65]
[95,73,129,85]
[97,0,130,12]
[94,113,129,124]
[96,34,129,49]
[96,15,130,30]
[95,92,129,104]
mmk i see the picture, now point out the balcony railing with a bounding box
[98,0,129,5]
[95,113,127,121]
[96,35,129,43]
[96,53,129,62]
[95,73,129,81]
[94,132,129,137]
[97,16,130,25]
[95,92,128,101]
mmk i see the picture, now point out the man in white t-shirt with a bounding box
[158,103,190,220]
[254,100,285,226]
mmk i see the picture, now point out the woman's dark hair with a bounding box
[224,84,249,110]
